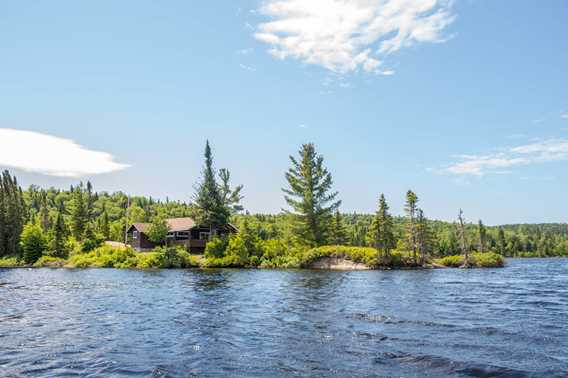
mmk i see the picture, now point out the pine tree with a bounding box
[86,181,95,223]
[329,210,348,245]
[39,192,51,231]
[51,204,68,258]
[416,208,434,264]
[404,190,419,264]
[218,168,244,214]
[368,194,396,256]
[100,206,110,240]
[478,219,487,253]
[0,171,25,257]
[283,143,341,247]
[70,185,87,240]
[497,227,507,256]
[192,141,229,229]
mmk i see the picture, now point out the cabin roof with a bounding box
[131,217,196,233]
[129,217,238,234]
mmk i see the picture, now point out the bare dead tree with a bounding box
[458,209,470,268]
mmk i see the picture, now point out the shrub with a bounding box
[0,256,21,267]
[21,223,47,264]
[471,252,505,268]
[33,256,66,268]
[204,236,228,258]
[67,245,138,268]
[299,246,379,267]
[435,252,505,268]
[148,247,198,269]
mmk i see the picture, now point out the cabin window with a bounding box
[176,231,189,240]
[199,232,210,240]
[132,230,138,239]
[167,232,175,238]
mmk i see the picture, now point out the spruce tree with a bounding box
[0,171,25,257]
[416,208,434,264]
[70,185,87,240]
[497,227,507,256]
[192,141,229,229]
[100,207,111,240]
[404,190,419,264]
[51,205,68,258]
[368,194,396,256]
[283,143,341,247]
[329,210,348,245]
[478,219,487,253]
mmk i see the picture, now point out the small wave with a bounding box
[380,352,531,377]
[351,313,457,329]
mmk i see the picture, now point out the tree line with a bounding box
[0,142,567,265]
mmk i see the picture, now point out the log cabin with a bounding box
[126,217,237,253]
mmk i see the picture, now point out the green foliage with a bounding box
[21,223,47,264]
[329,211,348,245]
[299,245,416,268]
[0,170,26,257]
[68,246,139,268]
[435,252,505,268]
[192,141,230,227]
[0,256,21,267]
[33,256,66,268]
[367,194,396,255]
[283,143,341,247]
[144,247,198,269]
[146,216,170,244]
[204,236,229,258]
[81,224,102,252]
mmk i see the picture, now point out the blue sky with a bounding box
[1,1,567,224]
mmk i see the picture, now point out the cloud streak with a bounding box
[444,139,568,176]
[0,128,129,177]
[254,0,455,74]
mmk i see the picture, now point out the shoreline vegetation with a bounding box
[1,141,565,271]
[0,245,505,270]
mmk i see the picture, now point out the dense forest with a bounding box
[1,142,567,269]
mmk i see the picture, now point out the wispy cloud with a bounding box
[561,112,568,119]
[444,139,568,176]
[239,63,257,72]
[0,128,129,177]
[237,48,254,55]
[254,0,455,74]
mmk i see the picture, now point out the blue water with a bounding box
[1,259,567,377]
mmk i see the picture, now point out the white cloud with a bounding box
[239,63,257,72]
[444,139,568,176]
[254,0,455,73]
[0,128,129,177]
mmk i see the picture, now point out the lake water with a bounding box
[1,259,567,377]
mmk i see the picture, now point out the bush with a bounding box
[299,245,379,267]
[21,224,47,264]
[204,236,228,258]
[33,256,66,268]
[67,245,138,268]
[435,252,505,268]
[471,252,505,268]
[0,256,21,267]
[147,247,198,269]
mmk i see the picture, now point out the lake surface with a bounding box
[1,259,567,377]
